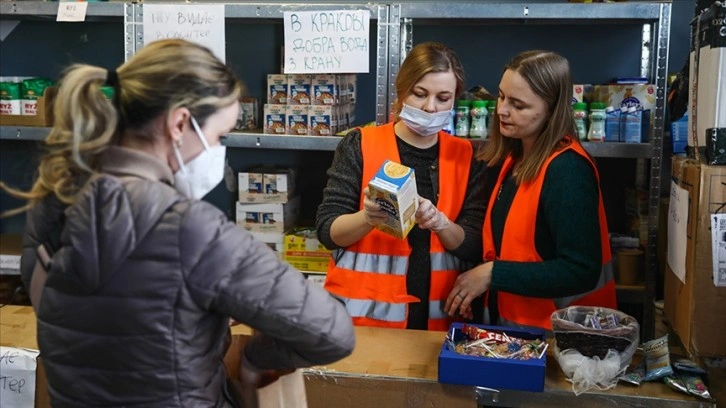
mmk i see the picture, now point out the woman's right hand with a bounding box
[362,187,388,227]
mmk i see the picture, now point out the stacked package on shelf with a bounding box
[0,77,56,126]
[264,73,357,136]
[688,2,726,163]
[283,227,332,287]
[236,167,299,258]
[591,81,656,143]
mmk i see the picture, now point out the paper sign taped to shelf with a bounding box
[668,181,688,284]
[0,347,40,408]
[711,214,726,287]
[56,2,88,22]
[142,4,225,62]
[283,10,370,74]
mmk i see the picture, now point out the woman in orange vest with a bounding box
[444,50,617,330]
[316,42,490,331]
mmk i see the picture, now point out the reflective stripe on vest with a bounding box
[482,137,616,330]
[324,123,473,330]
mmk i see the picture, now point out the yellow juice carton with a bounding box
[368,160,418,239]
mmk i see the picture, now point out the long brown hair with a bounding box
[391,42,465,120]
[477,50,580,184]
[1,39,243,215]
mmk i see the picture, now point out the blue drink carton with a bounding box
[368,160,418,239]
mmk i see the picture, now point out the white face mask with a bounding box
[172,117,226,200]
[399,103,452,137]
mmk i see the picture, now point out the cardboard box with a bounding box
[263,104,286,135]
[438,323,546,392]
[239,168,295,204]
[304,272,327,287]
[288,74,311,105]
[309,105,334,136]
[664,156,726,357]
[312,74,337,105]
[572,84,584,104]
[0,87,55,127]
[283,228,332,272]
[235,196,300,233]
[236,97,258,130]
[267,74,288,105]
[286,105,309,135]
[368,160,418,239]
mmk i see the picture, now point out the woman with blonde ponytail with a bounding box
[3,39,354,407]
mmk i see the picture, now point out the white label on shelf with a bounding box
[143,4,226,63]
[711,213,726,287]
[56,2,88,23]
[283,10,370,74]
[0,254,20,272]
[667,181,688,284]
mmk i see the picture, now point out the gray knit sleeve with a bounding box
[315,129,364,250]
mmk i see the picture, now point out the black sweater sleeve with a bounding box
[447,156,488,263]
[490,152,603,298]
[315,130,364,250]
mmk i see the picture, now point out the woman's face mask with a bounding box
[398,104,452,137]
[172,117,226,200]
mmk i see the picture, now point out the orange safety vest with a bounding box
[482,138,616,330]
[324,123,473,331]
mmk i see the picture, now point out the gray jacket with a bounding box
[21,146,355,407]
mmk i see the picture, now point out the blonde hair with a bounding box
[1,39,242,215]
[391,42,465,120]
[477,50,582,184]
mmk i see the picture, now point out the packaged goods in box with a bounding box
[236,97,258,130]
[312,74,337,105]
[248,231,284,256]
[239,168,295,203]
[438,323,546,392]
[235,196,300,233]
[267,74,288,104]
[286,105,309,135]
[283,228,332,273]
[0,86,56,127]
[593,84,656,142]
[309,105,334,136]
[572,84,584,104]
[368,160,418,239]
[264,104,286,134]
[665,156,726,357]
[288,74,311,105]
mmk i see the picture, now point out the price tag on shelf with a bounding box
[283,10,370,74]
[56,2,88,23]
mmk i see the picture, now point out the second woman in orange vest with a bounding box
[444,50,617,330]
[316,42,489,331]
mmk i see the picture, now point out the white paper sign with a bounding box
[711,213,726,287]
[143,4,226,62]
[284,10,370,74]
[0,347,40,408]
[668,181,689,283]
[56,2,88,22]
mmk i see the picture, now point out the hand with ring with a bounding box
[445,262,494,318]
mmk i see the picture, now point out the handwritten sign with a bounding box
[667,181,688,283]
[56,1,88,22]
[284,10,370,74]
[0,347,39,408]
[143,4,225,62]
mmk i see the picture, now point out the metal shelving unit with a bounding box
[0,1,126,17]
[390,1,672,341]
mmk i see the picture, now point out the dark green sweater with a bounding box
[489,150,603,301]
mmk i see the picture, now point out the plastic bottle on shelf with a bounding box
[468,100,488,139]
[442,108,455,135]
[454,100,471,137]
[572,102,588,141]
[487,102,497,133]
[604,106,621,142]
[587,102,606,142]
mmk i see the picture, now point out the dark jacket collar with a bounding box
[98,146,174,185]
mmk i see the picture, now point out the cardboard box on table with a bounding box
[664,156,726,357]
[0,87,56,127]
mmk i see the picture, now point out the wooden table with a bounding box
[2,306,720,408]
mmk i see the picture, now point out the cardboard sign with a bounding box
[283,10,370,74]
[56,2,88,22]
[143,4,226,62]
[0,347,40,408]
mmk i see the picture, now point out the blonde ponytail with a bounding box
[1,65,118,215]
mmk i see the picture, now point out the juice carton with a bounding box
[368,160,418,239]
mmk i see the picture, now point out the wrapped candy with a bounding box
[452,325,546,360]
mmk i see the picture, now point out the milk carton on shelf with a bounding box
[367,160,418,239]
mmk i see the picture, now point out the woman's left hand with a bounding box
[445,262,494,317]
